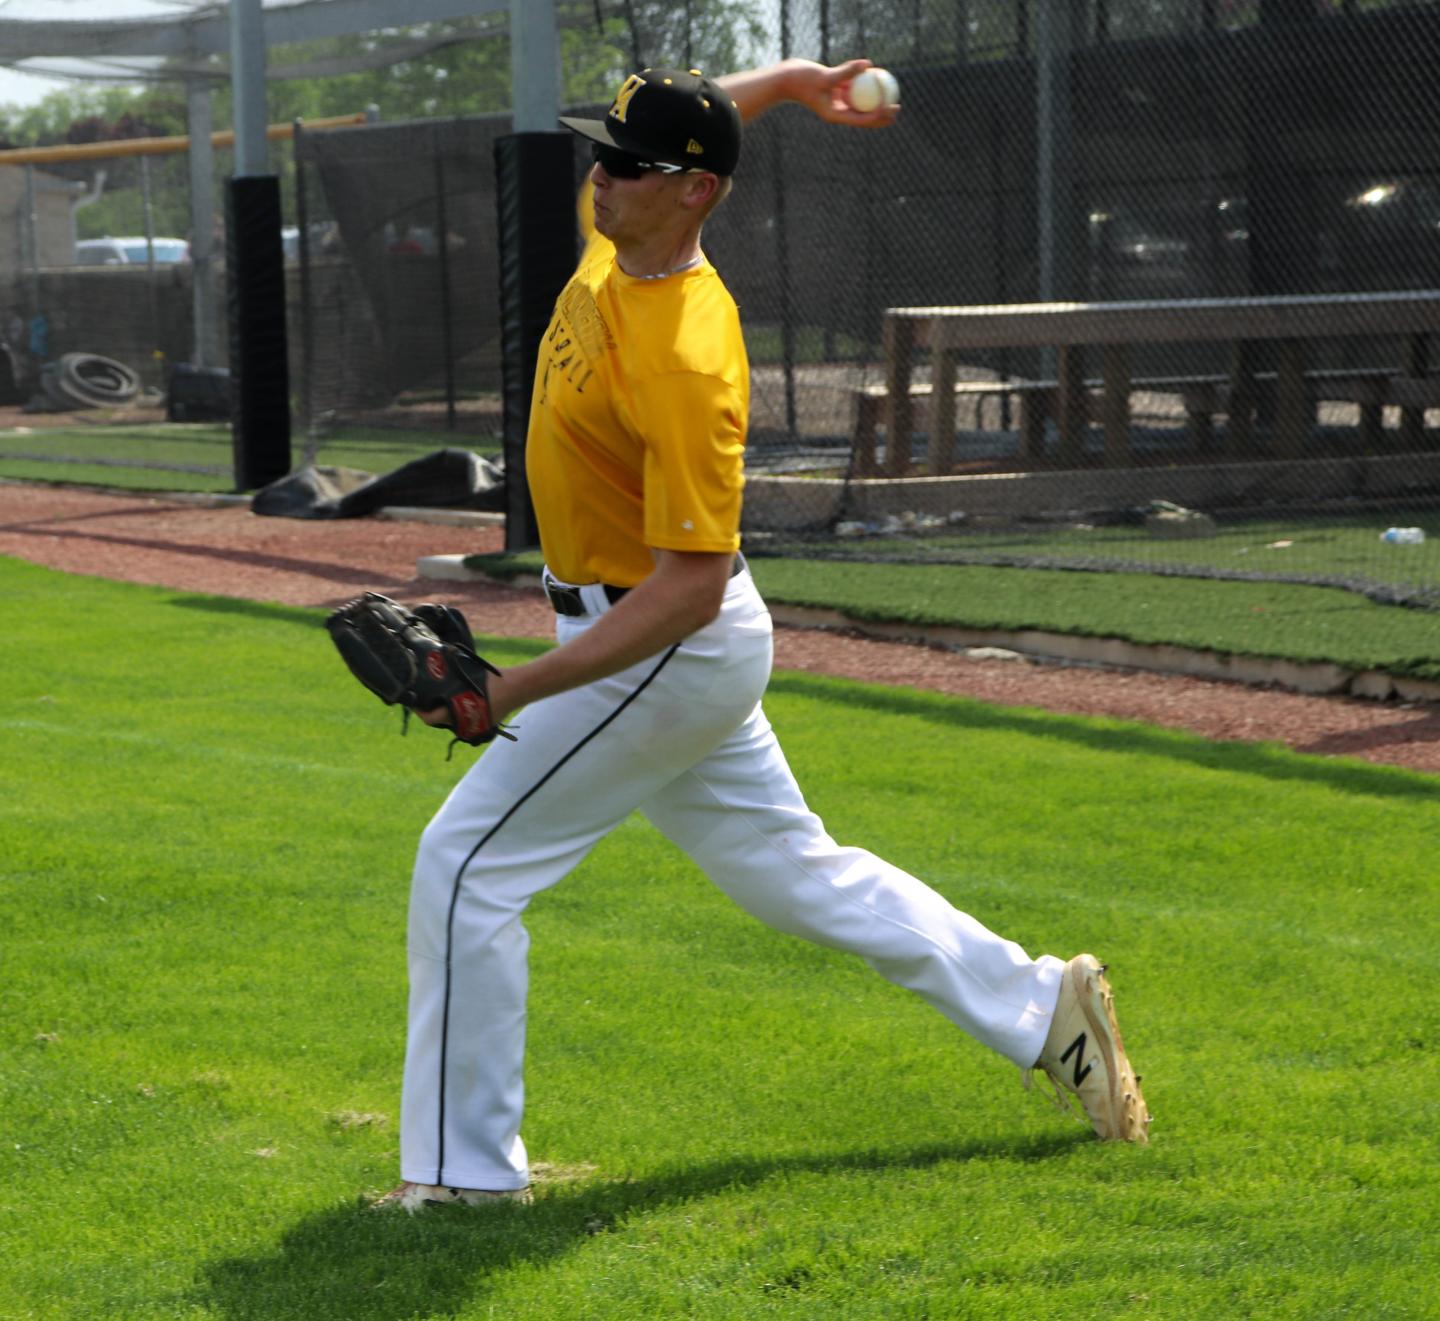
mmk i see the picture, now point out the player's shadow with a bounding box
[192,1134,1082,1320]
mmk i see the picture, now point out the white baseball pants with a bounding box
[400,566,1064,1190]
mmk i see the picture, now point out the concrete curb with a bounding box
[417,553,520,580]
[765,604,1440,704]
[414,553,1440,705]
[375,507,504,527]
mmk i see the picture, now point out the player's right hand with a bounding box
[784,58,900,128]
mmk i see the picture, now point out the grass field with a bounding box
[0,425,499,494]
[469,548,1440,682]
[766,511,1440,591]
[6,426,1439,683]
[3,554,1438,1319]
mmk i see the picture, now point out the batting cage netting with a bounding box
[3,0,1440,609]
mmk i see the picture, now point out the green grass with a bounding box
[0,423,236,492]
[782,511,1440,590]
[466,548,1440,682]
[3,554,1439,1319]
[0,424,499,494]
[8,424,1438,684]
[752,559,1440,678]
[743,323,877,364]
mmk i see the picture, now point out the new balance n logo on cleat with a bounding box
[1059,1032,1093,1087]
[1028,954,1152,1144]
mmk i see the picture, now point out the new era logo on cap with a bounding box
[560,67,743,177]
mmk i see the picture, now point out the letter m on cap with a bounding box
[610,74,646,123]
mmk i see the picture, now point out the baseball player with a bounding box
[381,58,1149,1211]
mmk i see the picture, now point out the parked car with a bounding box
[280,222,341,263]
[75,237,190,266]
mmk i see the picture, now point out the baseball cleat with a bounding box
[1026,953,1151,1144]
[372,1181,533,1212]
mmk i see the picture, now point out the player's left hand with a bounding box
[325,593,516,747]
[416,667,516,731]
[783,58,900,128]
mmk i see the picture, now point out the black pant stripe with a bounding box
[433,644,681,1184]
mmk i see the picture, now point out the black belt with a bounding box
[545,554,746,617]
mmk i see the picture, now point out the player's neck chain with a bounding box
[634,254,704,280]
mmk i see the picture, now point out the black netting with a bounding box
[0,146,216,397]
[6,1,1440,605]
[705,0,1440,608]
[292,116,515,457]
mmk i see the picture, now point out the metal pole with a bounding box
[227,0,290,489]
[510,0,559,132]
[141,155,161,380]
[1035,0,1077,304]
[821,0,834,359]
[777,0,797,445]
[23,164,42,348]
[141,156,156,269]
[433,129,458,432]
[23,164,38,281]
[186,78,219,367]
[294,120,315,444]
[230,0,269,177]
[1035,0,1082,389]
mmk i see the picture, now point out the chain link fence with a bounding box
[291,117,510,463]
[0,144,211,398]
[4,1,1440,603]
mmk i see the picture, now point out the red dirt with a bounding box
[2,481,1438,775]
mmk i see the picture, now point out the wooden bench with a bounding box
[853,374,1217,475]
[1176,367,1440,453]
[851,379,1028,476]
[853,365,1436,475]
[877,292,1440,476]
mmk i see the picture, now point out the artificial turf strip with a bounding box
[752,558,1440,679]
[466,549,1440,682]
[2,555,1438,1319]
[0,458,237,493]
[765,511,1440,589]
[0,425,500,494]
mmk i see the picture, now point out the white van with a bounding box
[75,237,190,266]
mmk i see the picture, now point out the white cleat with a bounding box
[373,1181,533,1212]
[1027,953,1151,1144]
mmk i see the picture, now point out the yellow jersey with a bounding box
[524,187,748,587]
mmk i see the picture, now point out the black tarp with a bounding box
[251,448,505,519]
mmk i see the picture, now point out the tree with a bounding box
[0,0,771,239]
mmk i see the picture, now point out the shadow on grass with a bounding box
[163,594,555,659]
[769,672,1437,802]
[194,1134,1082,1320]
[165,594,329,627]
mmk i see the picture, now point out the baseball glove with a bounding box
[325,592,514,748]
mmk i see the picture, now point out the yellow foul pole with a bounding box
[0,114,367,167]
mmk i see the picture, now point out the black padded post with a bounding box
[494,132,577,551]
[226,174,292,491]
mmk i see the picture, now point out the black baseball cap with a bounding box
[560,67,742,177]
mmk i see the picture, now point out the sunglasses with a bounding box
[591,142,698,179]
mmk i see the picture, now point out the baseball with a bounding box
[847,67,900,113]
